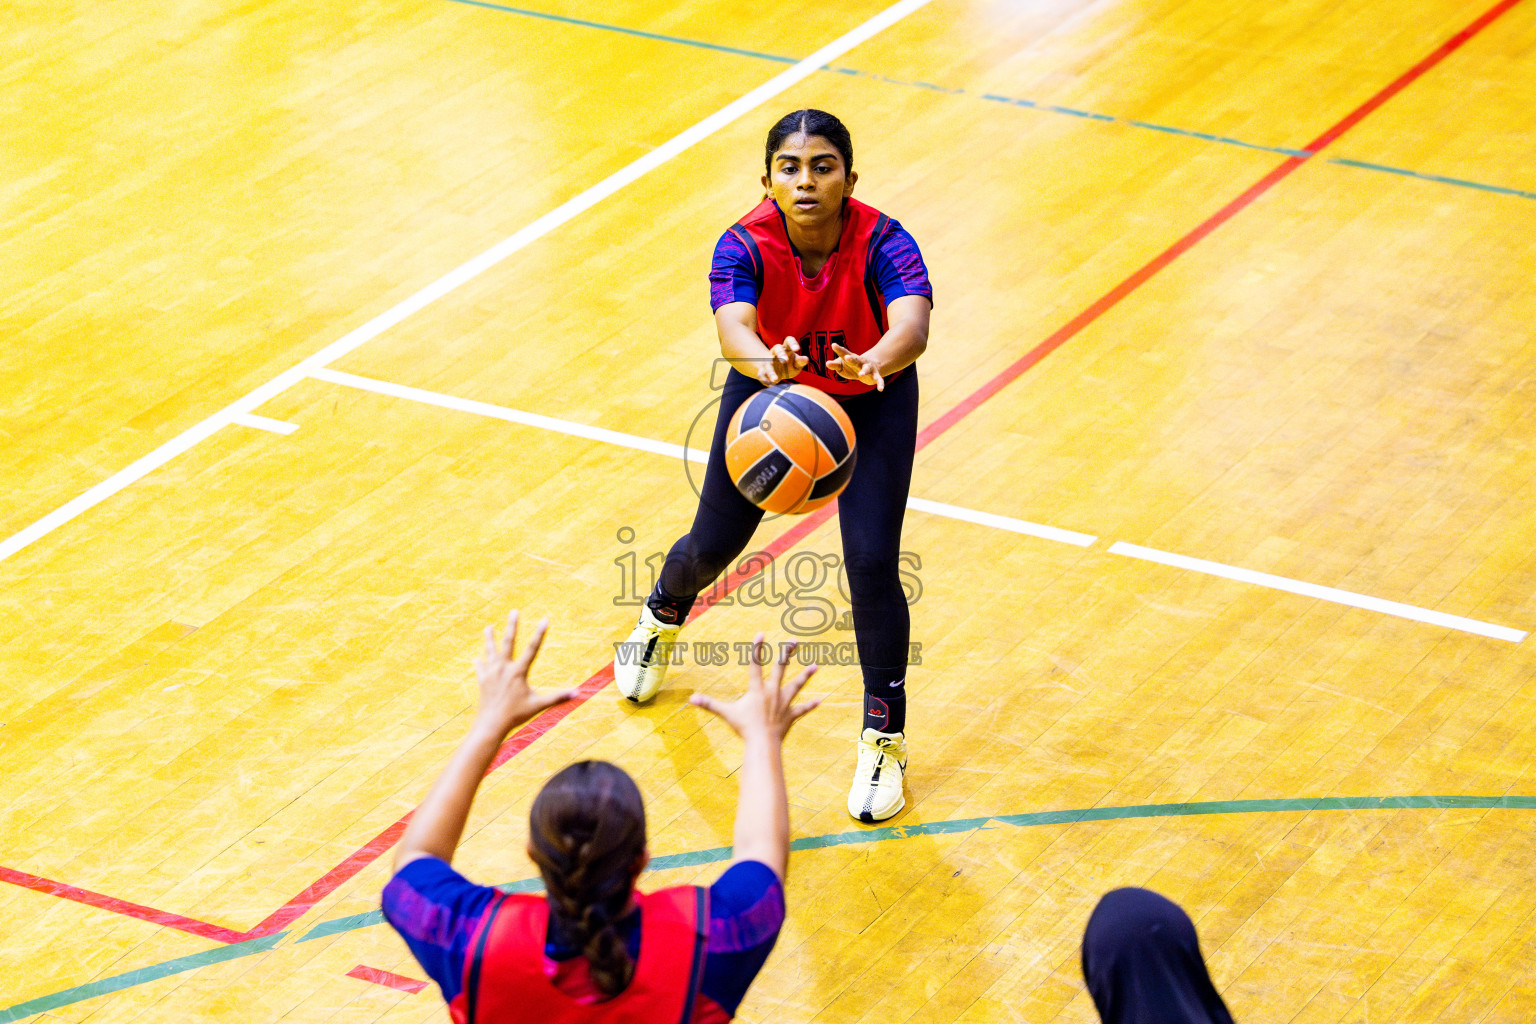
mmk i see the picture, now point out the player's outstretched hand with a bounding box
[691,634,819,742]
[827,343,884,391]
[474,611,576,738]
[759,336,809,386]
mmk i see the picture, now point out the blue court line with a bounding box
[1124,119,1313,157]
[979,94,1310,156]
[443,1,1536,203]
[1329,158,1536,200]
[440,0,1297,157]
[441,0,798,63]
[7,794,1531,1021]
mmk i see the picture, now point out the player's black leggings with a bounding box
[651,367,918,701]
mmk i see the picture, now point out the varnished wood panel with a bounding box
[3,1,1535,1022]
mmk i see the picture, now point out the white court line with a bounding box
[1108,542,1526,643]
[231,413,299,435]
[905,497,1095,547]
[0,0,936,566]
[314,368,1089,546]
[311,369,707,463]
[319,369,1525,644]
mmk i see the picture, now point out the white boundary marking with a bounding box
[311,369,707,463]
[315,369,1083,536]
[0,0,936,566]
[1108,542,1526,643]
[232,413,299,435]
[906,497,1095,547]
[6,0,1522,646]
[315,367,1522,643]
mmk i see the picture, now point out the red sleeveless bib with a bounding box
[731,196,897,396]
[459,887,707,1024]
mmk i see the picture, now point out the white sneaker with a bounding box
[613,605,683,703]
[848,728,907,822]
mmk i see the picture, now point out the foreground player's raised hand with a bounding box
[690,635,820,741]
[474,611,577,739]
[760,335,809,386]
[395,612,576,871]
[828,343,885,391]
[691,635,819,879]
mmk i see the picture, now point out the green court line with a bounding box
[297,878,545,943]
[305,795,1536,946]
[5,11,1525,1020]
[0,933,286,1024]
[300,909,385,941]
[9,794,1529,1021]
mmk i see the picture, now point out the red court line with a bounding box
[0,866,246,945]
[487,666,617,774]
[240,509,838,938]
[240,817,415,940]
[8,0,1520,947]
[919,0,1520,453]
[261,0,1520,934]
[1302,0,1523,153]
[345,964,429,994]
[916,155,1307,449]
[688,508,838,620]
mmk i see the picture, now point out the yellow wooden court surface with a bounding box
[4,0,1536,1020]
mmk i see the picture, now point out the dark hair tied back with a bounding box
[765,109,853,174]
[528,761,647,997]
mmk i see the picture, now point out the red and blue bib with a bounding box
[456,887,707,1024]
[728,197,900,397]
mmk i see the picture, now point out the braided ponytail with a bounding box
[529,761,648,997]
[578,899,633,995]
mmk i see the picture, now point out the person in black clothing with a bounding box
[1081,888,1236,1024]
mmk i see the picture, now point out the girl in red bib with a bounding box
[384,613,819,1023]
[615,110,932,823]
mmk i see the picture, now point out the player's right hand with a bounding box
[758,336,808,385]
[473,611,576,738]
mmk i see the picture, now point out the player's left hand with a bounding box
[690,634,819,742]
[828,344,885,391]
[473,611,576,738]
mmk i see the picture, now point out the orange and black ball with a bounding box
[725,383,857,514]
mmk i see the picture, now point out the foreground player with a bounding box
[615,109,932,823]
[1081,888,1235,1023]
[383,612,818,1022]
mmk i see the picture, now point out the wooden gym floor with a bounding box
[3,0,1536,1020]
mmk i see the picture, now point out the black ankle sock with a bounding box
[645,584,695,626]
[863,688,906,734]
